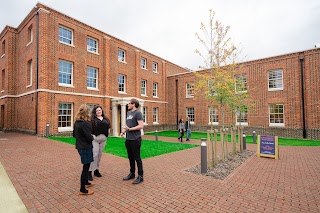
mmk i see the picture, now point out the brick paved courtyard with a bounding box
[0,132,320,212]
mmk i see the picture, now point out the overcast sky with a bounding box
[1,0,319,70]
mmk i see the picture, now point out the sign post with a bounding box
[257,135,279,159]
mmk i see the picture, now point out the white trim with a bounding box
[58,83,74,88]
[207,122,219,125]
[1,54,5,58]
[87,87,99,91]
[236,122,248,126]
[268,87,283,92]
[59,41,75,47]
[0,89,169,104]
[26,41,32,47]
[58,127,73,132]
[269,123,285,127]
[118,91,127,95]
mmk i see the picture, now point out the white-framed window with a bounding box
[59,26,73,45]
[141,80,147,96]
[235,74,247,93]
[141,57,147,69]
[27,25,33,45]
[153,107,158,124]
[236,107,248,126]
[152,62,158,73]
[87,37,98,53]
[87,67,98,89]
[152,82,158,97]
[208,106,218,125]
[142,106,147,124]
[187,107,194,123]
[269,104,285,127]
[58,60,73,86]
[27,60,32,87]
[118,74,126,93]
[118,48,126,62]
[268,69,283,91]
[186,82,194,98]
[58,103,73,132]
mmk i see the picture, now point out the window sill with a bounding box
[153,122,159,125]
[269,123,285,127]
[268,88,283,91]
[26,41,33,47]
[26,84,32,88]
[141,67,147,70]
[141,94,148,97]
[87,50,99,55]
[118,60,127,64]
[1,54,5,58]
[0,90,4,93]
[186,96,194,98]
[58,83,74,88]
[153,96,159,98]
[87,87,99,91]
[118,91,127,94]
[208,122,219,125]
[143,123,148,125]
[58,127,73,132]
[236,122,248,126]
[59,41,75,47]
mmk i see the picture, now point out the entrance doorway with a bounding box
[117,104,128,135]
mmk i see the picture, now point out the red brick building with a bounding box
[1,3,319,139]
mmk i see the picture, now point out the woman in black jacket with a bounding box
[73,104,94,195]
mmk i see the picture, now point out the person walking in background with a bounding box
[73,104,94,195]
[185,116,192,141]
[178,118,185,142]
[120,98,144,184]
[88,106,110,181]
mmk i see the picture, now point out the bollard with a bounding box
[155,130,158,141]
[242,132,246,150]
[201,138,207,174]
[253,130,256,144]
[46,123,50,137]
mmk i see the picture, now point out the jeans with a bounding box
[186,128,192,140]
[125,137,143,176]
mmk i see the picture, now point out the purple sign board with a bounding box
[260,135,275,155]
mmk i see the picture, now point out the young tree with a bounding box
[194,9,240,129]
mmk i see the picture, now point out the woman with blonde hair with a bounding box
[73,104,94,195]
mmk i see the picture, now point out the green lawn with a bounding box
[145,130,320,146]
[49,136,198,159]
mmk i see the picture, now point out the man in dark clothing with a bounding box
[120,98,144,184]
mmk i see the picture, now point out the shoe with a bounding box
[88,171,93,181]
[132,175,143,184]
[85,182,95,188]
[94,169,102,177]
[79,189,94,195]
[186,139,190,141]
[123,173,135,181]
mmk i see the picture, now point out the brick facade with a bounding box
[0,3,319,139]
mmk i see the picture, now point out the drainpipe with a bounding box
[35,9,39,135]
[299,56,307,138]
[176,79,178,128]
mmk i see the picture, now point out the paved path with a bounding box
[0,132,320,212]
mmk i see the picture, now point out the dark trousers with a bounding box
[178,130,184,141]
[80,163,90,192]
[125,137,143,176]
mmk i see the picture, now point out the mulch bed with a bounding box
[186,150,255,180]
